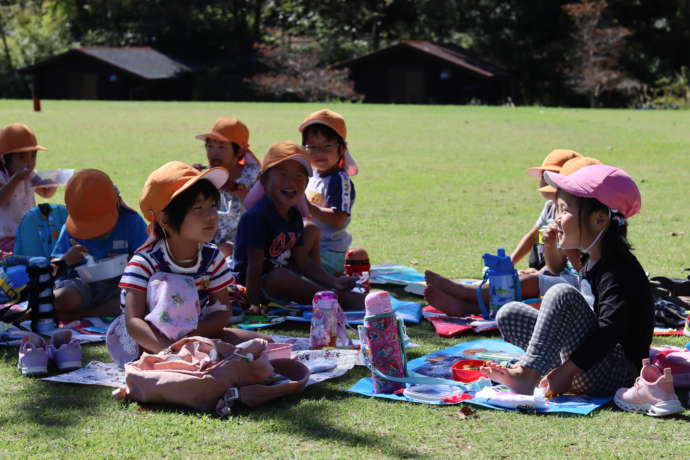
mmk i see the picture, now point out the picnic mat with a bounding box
[370,264,480,297]
[256,292,423,328]
[423,306,498,336]
[348,338,613,415]
[0,316,111,346]
[41,335,358,389]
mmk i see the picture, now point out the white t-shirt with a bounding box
[0,170,37,239]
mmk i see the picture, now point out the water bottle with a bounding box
[344,248,370,293]
[362,291,406,394]
[309,291,340,349]
[27,256,56,335]
[476,249,521,319]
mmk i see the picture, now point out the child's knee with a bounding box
[54,286,83,313]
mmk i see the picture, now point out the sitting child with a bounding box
[299,109,359,275]
[0,123,57,253]
[109,161,269,367]
[230,141,363,312]
[482,164,654,398]
[194,117,261,257]
[51,169,148,321]
[424,152,600,316]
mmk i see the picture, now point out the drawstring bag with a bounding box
[115,336,310,415]
[145,272,200,341]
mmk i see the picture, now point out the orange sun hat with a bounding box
[195,117,259,167]
[65,169,120,239]
[139,161,229,223]
[0,123,47,155]
[539,156,602,193]
[527,149,582,178]
[298,109,358,176]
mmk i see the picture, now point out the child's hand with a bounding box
[542,223,559,247]
[11,167,33,183]
[235,338,268,359]
[333,276,357,292]
[228,183,248,200]
[63,244,88,266]
[247,304,265,315]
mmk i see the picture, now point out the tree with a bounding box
[562,1,639,107]
[247,41,361,102]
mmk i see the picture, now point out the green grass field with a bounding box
[1,100,689,459]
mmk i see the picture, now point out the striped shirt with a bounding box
[119,240,234,313]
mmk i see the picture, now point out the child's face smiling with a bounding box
[205,139,239,171]
[177,192,219,243]
[555,191,598,250]
[263,160,308,213]
[304,132,342,174]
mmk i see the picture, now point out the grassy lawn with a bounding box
[1,99,689,459]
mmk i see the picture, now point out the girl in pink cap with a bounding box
[481,164,655,399]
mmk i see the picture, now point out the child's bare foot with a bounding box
[480,361,540,395]
[424,270,457,293]
[424,284,477,316]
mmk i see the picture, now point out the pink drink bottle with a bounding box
[309,291,340,349]
[362,291,406,393]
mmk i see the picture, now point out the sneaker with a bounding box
[614,359,684,417]
[18,333,49,376]
[48,329,82,371]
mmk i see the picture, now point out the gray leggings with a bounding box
[496,283,638,396]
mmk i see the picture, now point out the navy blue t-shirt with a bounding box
[231,196,304,284]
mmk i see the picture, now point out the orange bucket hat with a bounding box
[259,141,312,177]
[298,109,358,176]
[65,169,120,239]
[0,123,47,156]
[195,117,259,167]
[539,156,602,193]
[527,149,582,178]
[139,161,229,223]
[243,141,311,216]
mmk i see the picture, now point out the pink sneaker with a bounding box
[48,329,82,371]
[17,333,49,376]
[614,359,684,417]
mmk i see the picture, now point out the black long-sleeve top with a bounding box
[569,252,654,371]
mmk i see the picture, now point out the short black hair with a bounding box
[159,179,220,236]
[302,124,345,147]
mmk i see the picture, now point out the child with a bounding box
[299,109,358,275]
[424,154,600,315]
[51,169,148,321]
[0,123,57,253]
[512,149,582,269]
[195,117,261,257]
[110,161,270,365]
[481,164,654,397]
[231,141,363,312]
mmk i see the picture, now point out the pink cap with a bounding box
[544,164,641,218]
[364,291,392,316]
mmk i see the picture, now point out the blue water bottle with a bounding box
[476,249,521,319]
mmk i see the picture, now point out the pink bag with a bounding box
[650,346,690,387]
[119,336,310,414]
[145,272,200,341]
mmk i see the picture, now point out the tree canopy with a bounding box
[1,0,689,106]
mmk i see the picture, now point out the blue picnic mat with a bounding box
[348,339,612,415]
[266,294,423,325]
